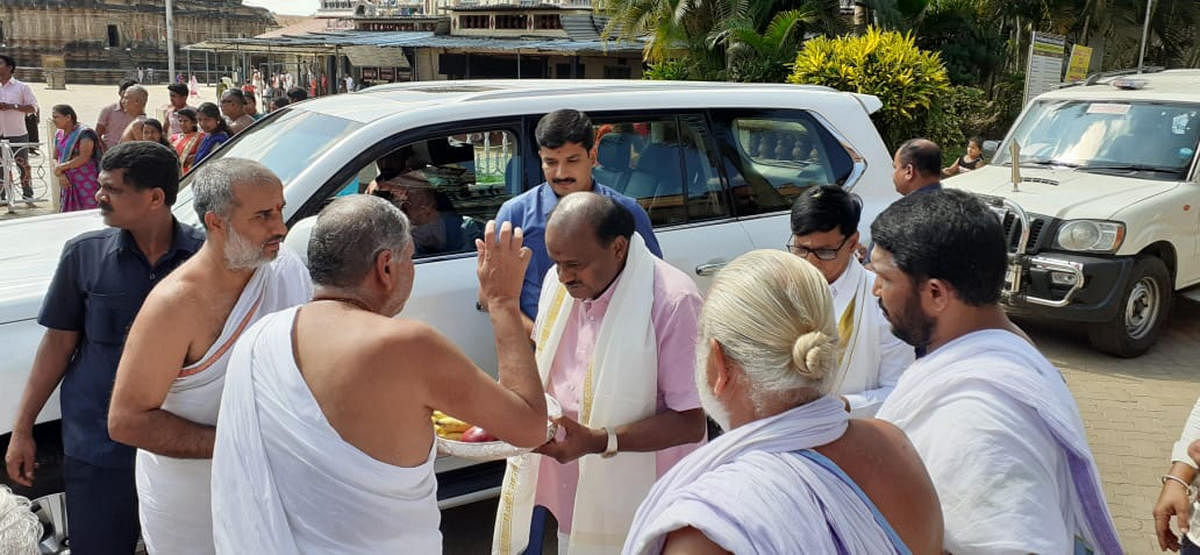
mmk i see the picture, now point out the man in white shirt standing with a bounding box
[787,185,912,417]
[0,54,38,203]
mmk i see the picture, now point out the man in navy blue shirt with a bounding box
[494,109,661,333]
[4,142,203,555]
[891,138,943,197]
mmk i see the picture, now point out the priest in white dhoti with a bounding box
[212,197,550,554]
[869,190,1122,554]
[108,159,313,555]
[624,250,943,554]
[787,185,912,417]
[493,192,707,554]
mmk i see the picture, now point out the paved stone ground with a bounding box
[1021,297,1200,554]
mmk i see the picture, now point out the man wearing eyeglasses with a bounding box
[787,185,913,417]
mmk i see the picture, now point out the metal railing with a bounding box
[0,138,54,215]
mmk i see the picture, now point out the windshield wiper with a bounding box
[1079,163,1182,175]
[1021,158,1081,168]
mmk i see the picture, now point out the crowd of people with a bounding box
[0,57,313,215]
[0,84,1148,553]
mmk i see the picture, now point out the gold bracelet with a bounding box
[1162,474,1197,497]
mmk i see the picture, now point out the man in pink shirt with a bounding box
[0,54,38,202]
[95,80,137,150]
[493,192,706,554]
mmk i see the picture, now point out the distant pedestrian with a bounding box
[162,83,193,136]
[219,90,254,134]
[169,107,205,173]
[141,118,172,149]
[147,67,155,84]
[96,79,138,149]
[0,54,38,203]
[112,85,151,147]
[188,74,200,98]
[193,102,231,165]
[943,136,987,177]
[137,67,144,83]
[49,104,102,212]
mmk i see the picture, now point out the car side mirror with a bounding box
[982,140,1000,157]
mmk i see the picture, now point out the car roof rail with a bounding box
[1082,66,1166,86]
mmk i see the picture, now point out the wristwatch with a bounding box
[601,427,619,459]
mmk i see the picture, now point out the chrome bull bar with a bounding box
[989,198,1085,308]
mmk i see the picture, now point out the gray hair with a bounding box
[308,195,412,289]
[191,158,281,227]
[698,250,839,411]
[124,85,148,101]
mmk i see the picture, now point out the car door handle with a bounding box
[695,262,727,276]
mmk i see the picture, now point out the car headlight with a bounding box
[1055,220,1125,252]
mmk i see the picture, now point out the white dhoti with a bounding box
[830,258,912,418]
[136,250,311,555]
[211,306,440,554]
[493,233,659,555]
[875,329,1122,554]
[623,396,909,554]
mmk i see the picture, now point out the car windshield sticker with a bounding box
[1086,103,1131,116]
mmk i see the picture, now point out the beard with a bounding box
[694,348,733,432]
[224,226,280,271]
[879,293,934,350]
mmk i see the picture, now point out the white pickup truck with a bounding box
[948,69,1200,357]
[0,80,899,548]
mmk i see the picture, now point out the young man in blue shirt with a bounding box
[4,142,203,554]
[493,109,662,334]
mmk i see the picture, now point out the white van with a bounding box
[0,80,898,544]
[948,69,1200,357]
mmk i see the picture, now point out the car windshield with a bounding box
[172,109,362,226]
[993,99,1200,180]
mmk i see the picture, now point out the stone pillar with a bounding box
[43,55,66,90]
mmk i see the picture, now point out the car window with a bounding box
[711,110,856,217]
[331,128,521,259]
[173,109,362,227]
[588,115,730,227]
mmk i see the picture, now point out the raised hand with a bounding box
[475,220,531,311]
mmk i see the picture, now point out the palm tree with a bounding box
[708,9,812,81]
[601,0,844,79]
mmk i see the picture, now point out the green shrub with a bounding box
[643,59,693,81]
[788,28,951,149]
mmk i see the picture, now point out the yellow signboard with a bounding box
[1065,45,1094,82]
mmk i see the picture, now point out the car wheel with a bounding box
[1087,255,1172,358]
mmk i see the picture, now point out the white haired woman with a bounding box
[624,250,943,554]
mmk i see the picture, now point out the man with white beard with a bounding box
[624,250,943,554]
[108,158,312,555]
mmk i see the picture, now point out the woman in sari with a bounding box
[50,104,102,212]
[193,102,232,166]
[169,108,205,173]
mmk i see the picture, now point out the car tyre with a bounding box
[1087,255,1172,358]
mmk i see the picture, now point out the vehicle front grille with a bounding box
[999,213,1048,253]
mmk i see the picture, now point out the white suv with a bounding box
[948,69,1200,357]
[0,80,898,532]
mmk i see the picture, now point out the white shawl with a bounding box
[493,233,659,555]
[623,396,909,555]
[136,249,312,555]
[211,307,440,554]
[875,329,1121,554]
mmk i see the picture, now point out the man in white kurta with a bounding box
[109,159,312,554]
[788,185,912,417]
[869,189,1121,554]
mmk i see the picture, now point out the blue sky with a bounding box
[243,0,320,15]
